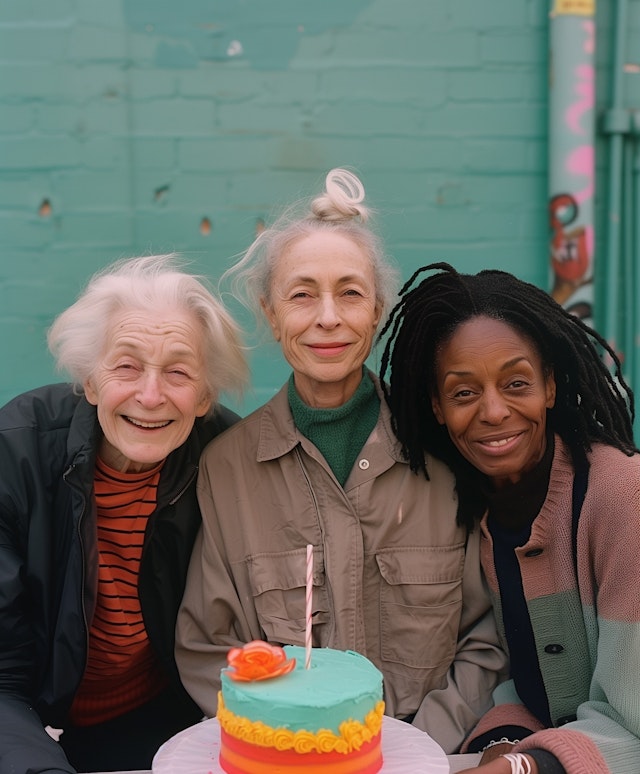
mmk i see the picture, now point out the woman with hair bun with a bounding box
[176,169,506,753]
[0,254,247,774]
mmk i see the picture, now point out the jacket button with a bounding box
[525,548,543,557]
[358,458,370,470]
[544,643,564,654]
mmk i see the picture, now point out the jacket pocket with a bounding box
[246,547,331,645]
[376,545,464,669]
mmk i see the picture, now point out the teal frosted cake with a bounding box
[217,642,384,774]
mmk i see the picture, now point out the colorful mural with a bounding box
[549,1,595,322]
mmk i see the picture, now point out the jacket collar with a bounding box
[65,391,202,503]
[66,393,101,478]
[256,371,406,465]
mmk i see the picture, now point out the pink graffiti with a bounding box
[583,20,595,54]
[566,145,594,204]
[584,223,594,259]
[565,64,594,135]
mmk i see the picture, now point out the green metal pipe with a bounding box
[622,139,634,401]
[600,0,629,357]
[631,114,640,439]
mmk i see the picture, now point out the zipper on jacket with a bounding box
[63,464,91,681]
[168,465,198,506]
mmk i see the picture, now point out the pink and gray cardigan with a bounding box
[463,437,640,774]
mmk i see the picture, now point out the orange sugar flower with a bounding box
[226,640,296,682]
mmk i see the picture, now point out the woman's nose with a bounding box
[136,370,165,406]
[316,294,340,328]
[479,389,510,423]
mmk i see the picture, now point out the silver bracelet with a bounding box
[502,752,532,774]
[481,736,520,751]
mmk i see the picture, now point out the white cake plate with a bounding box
[152,716,450,773]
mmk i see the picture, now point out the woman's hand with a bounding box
[479,742,519,763]
[458,752,538,774]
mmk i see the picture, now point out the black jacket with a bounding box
[0,384,239,774]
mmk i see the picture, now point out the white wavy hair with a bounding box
[48,254,248,414]
[222,168,400,332]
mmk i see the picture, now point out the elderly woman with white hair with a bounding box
[176,169,506,754]
[0,254,247,774]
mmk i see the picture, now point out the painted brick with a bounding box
[306,101,439,136]
[67,24,127,62]
[55,211,134,247]
[71,65,129,101]
[0,27,70,62]
[448,0,528,28]
[447,69,533,101]
[52,169,130,209]
[216,101,305,133]
[299,29,480,68]
[77,137,129,170]
[319,67,447,107]
[339,29,480,67]
[1,137,80,169]
[0,318,54,408]
[414,103,546,137]
[130,69,179,99]
[0,0,611,408]
[0,104,35,133]
[34,102,128,135]
[178,137,273,171]
[360,0,448,27]
[128,138,176,169]
[76,1,126,26]
[481,31,547,65]
[0,64,72,101]
[0,173,49,208]
[152,173,227,209]
[131,98,215,135]
[1,213,58,248]
[386,205,531,243]
[457,139,534,172]
[0,0,74,24]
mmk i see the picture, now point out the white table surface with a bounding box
[90,752,482,773]
[88,715,482,774]
[448,753,482,772]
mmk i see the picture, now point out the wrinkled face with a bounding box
[431,316,556,489]
[84,307,211,473]
[262,231,382,408]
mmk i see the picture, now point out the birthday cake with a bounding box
[217,641,384,774]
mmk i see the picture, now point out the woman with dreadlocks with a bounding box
[379,262,640,774]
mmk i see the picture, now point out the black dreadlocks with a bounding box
[379,262,638,531]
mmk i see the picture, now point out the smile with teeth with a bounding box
[482,434,519,447]
[125,416,171,429]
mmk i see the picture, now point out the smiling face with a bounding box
[84,307,211,473]
[431,316,556,489]
[262,231,382,408]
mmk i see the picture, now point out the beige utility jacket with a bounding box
[176,376,506,753]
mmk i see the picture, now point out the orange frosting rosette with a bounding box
[226,640,296,682]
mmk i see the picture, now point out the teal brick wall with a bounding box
[0,0,629,414]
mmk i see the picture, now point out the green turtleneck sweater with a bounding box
[287,370,380,486]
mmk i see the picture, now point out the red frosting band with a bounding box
[219,727,383,774]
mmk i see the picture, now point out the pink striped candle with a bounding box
[305,544,313,669]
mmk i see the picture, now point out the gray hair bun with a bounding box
[310,168,370,223]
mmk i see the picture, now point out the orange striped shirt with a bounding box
[70,458,169,726]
